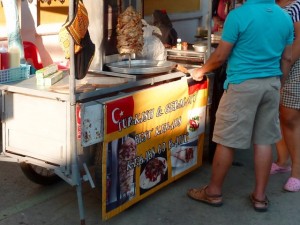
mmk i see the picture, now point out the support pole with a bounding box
[206,0,212,58]
[68,0,86,224]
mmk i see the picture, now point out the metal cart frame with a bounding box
[0,1,213,224]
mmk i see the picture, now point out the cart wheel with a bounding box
[19,162,61,185]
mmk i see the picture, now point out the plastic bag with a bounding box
[140,20,166,60]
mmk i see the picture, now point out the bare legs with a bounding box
[205,144,234,196]
[205,143,272,201]
[253,144,272,200]
[280,106,300,179]
[274,137,290,167]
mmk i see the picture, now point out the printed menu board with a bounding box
[102,77,208,220]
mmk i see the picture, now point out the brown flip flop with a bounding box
[187,185,223,207]
[249,194,269,212]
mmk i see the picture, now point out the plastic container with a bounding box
[8,45,20,68]
[0,64,31,84]
[192,42,208,52]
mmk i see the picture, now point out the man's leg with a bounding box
[253,144,272,200]
[187,143,233,206]
[205,144,234,196]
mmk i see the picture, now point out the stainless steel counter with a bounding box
[0,69,189,102]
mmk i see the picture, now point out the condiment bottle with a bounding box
[0,45,10,70]
[182,42,188,51]
[8,44,20,68]
[177,38,182,50]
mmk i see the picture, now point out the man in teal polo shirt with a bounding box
[188,0,294,212]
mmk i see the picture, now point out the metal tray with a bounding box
[166,49,205,58]
[106,60,176,75]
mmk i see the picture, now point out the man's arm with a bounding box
[191,40,233,81]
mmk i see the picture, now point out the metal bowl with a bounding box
[192,43,208,53]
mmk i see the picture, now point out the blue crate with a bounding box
[0,64,31,84]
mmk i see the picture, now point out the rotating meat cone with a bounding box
[116,6,143,55]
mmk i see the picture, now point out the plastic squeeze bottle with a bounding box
[177,38,182,50]
[8,44,20,68]
[0,45,10,70]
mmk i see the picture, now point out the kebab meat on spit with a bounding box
[116,6,143,55]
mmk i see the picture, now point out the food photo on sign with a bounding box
[186,106,206,142]
[171,146,197,177]
[106,133,137,212]
[139,151,168,195]
[171,105,206,176]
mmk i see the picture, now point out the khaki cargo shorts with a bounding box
[212,76,281,149]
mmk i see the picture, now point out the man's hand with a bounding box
[191,68,204,81]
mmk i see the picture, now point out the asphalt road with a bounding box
[1,146,300,225]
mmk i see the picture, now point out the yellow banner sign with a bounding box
[102,77,208,219]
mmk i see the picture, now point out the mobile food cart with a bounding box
[0,0,212,223]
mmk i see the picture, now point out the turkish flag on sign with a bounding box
[187,76,208,95]
[106,96,135,134]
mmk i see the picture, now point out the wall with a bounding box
[143,0,200,14]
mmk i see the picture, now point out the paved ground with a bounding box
[1,145,300,225]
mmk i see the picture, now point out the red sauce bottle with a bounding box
[0,46,10,70]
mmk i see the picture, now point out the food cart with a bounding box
[0,0,213,224]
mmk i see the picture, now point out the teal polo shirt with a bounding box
[221,0,294,89]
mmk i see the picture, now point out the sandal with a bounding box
[284,177,300,192]
[270,163,291,175]
[249,194,269,212]
[187,185,223,207]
